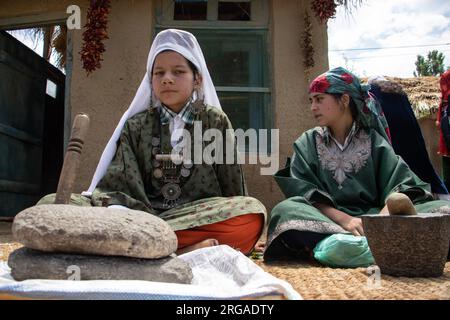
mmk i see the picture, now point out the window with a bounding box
[156,0,271,152]
[218,1,251,21]
[46,79,57,98]
[174,1,207,20]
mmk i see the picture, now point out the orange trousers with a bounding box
[175,213,264,255]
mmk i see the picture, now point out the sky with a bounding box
[7,29,61,71]
[327,0,450,78]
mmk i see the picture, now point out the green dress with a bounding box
[39,104,266,231]
[264,125,450,259]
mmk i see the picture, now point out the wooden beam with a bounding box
[0,12,66,30]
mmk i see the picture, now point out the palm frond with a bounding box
[8,26,66,70]
[337,0,366,11]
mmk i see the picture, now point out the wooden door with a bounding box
[0,30,64,218]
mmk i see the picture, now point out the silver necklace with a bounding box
[151,127,192,209]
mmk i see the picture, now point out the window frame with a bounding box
[156,0,268,28]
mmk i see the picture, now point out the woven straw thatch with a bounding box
[255,259,450,300]
[386,76,441,119]
[365,76,441,119]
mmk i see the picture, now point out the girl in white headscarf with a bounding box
[39,29,266,255]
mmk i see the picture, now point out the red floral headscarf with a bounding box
[309,67,391,142]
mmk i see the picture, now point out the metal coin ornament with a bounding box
[180,168,191,178]
[152,137,160,147]
[153,168,163,179]
[152,147,160,156]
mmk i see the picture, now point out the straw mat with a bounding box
[254,259,450,300]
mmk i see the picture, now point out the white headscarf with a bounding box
[83,29,221,195]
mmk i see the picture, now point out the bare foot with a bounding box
[254,241,266,253]
[176,238,219,255]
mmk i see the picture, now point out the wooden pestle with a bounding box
[54,113,90,204]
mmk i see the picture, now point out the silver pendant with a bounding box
[152,147,160,156]
[161,182,182,201]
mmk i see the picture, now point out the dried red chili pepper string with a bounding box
[310,0,340,24]
[80,0,111,75]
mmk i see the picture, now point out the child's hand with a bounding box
[340,217,364,237]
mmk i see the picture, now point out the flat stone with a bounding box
[362,213,450,277]
[12,205,177,259]
[8,247,192,284]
